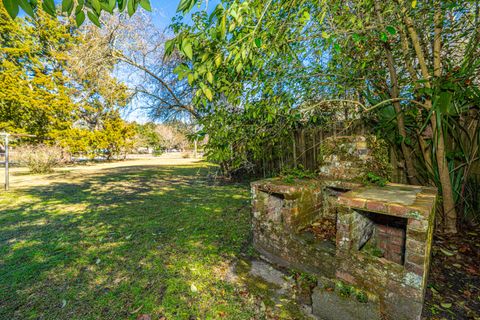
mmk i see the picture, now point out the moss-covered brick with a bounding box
[251,135,437,320]
[365,200,388,212]
[406,251,426,266]
[407,229,428,242]
[388,203,410,217]
[408,218,428,232]
[406,239,426,255]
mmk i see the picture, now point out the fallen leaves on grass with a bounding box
[424,225,480,319]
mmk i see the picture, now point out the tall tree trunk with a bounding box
[399,0,458,233]
[432,1,457,233]
[374,2,419,185]
[399,28,435,180]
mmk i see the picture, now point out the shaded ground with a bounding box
[1,157,478,319]
[0,159,307,320]
[424,228,480,320]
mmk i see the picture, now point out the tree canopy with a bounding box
[0,3,136,158]
[1,0,479,233]
[2,0,152,26]
[163,0,479,233]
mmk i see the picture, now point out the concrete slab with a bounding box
[348,185,421,206]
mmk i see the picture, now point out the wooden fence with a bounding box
[254,121,370,178]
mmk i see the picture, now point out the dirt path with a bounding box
[0,154,204,189]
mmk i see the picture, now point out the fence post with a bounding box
[193,139,198,158]
[4,133,9,191]
[291,131,296,168]
[299,129,307,168]
[313,129,316,167]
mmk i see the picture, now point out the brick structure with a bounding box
[335,185,436,319]
[251,135,437,320]
[375,215,406,264]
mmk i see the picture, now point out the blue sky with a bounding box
[122,0,182,124]
[148,0,181,30]
[17,0,218,123]
[123,0,220,123]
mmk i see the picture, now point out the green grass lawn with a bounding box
[0,163,264,319]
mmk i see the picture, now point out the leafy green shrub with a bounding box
[280,165,316,183]
[336,282,353,298]
[16,144,64,173]
[355,290,368,303]
[364,172,389,187]
[153,147,164,156]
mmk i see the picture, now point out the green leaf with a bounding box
[236,62,243,73]
[440,248,455,256]
[18,0,34,16]
[380,32,388,42]
[91,0,101,14]
[241,48,247,60]
[321,31,330,39]
[98,0,112,13]
[181,38,193,60]
[42,0,56,16]
[188,73,194,85]
[386,26,396,35]
[214,54,222,67]
[177,0,195,14]
[75,10,85,26]
[164,39,175,56]
[254,38,262,48]
[209,3,223,22]
[139,0,151,11]
[440,303,452,309]
[62,0,73,12]
[174,64,189,79]
[302,11,310,21]
[352,33,361,42]
[207,72,213,84]
[219,14,226,39]
[203,87,213,101]
[100,1,113,13]
[118,0,126,12]
[127,0,135,16]
[75,0,84,13]
[436,90,453,114]
[87,10,101,27]
[108,0,116,11]
[333,43,341,53]
[3,0,19,18]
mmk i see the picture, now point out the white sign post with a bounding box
[1,132,9,191]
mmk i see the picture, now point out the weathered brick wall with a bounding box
[352,211,375,250]
[335,185,437,320]
[376,221,406,265]
[251,179,337,277]
[251,134,437,320]
[319,136,370,180]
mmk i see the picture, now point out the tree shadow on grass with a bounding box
[0,164,260,320]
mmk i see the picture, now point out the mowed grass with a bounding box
[0,162,259,319]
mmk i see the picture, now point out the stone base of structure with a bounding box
[251,179,436,320]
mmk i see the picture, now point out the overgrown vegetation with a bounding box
[280,165,316,184]
[15,144,64,173]
[2,0,480,235]
[165,0,480,233]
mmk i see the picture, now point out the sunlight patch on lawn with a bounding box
[0,162,265,319]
